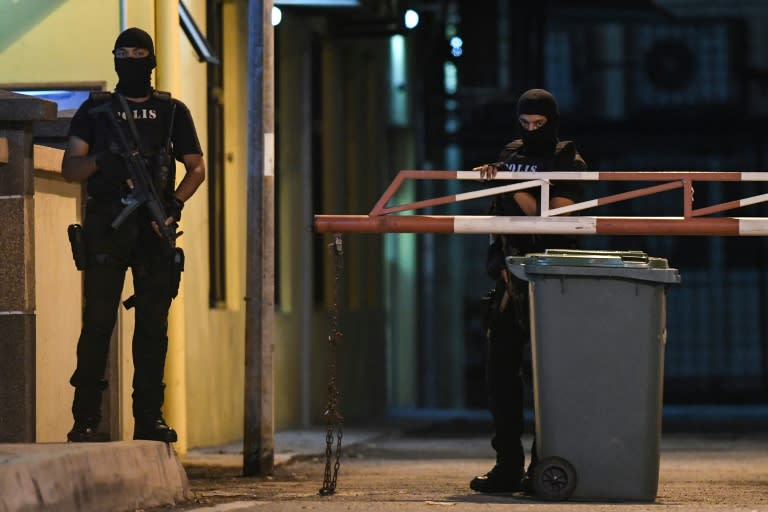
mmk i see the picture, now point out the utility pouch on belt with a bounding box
[67,224,86,271]
[122,247,185,310]
[170,247,185,299]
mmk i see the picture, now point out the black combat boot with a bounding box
[133,416,178,443]
[469,464,526,493]
[68,386,109,442]
[67,418,110,442]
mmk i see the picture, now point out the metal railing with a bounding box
[314,170,768,236]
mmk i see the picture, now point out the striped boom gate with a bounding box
[314,170,768,236]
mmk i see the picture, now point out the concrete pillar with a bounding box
[0,90,56,442]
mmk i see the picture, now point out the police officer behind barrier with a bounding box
[469,88,586,493]
[61,27,205,443]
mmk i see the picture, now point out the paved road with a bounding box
[156,427,768,512]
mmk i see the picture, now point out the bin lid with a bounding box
[506,249,682,284]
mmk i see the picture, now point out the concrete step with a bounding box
[0,441,188,512]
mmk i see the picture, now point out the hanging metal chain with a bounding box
[319,233,345,496]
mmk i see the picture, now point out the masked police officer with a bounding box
[62,27,205,443]
[470,88,586,492]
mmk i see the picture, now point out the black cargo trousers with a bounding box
[484,274,536,475]
[70,200,177,426]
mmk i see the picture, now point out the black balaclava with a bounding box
[516,88,560,155]
[113,27,156,98]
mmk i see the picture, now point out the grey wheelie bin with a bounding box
[506,249,681,502]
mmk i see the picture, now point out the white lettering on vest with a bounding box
[503,162,537,172]
[116,108,159,120]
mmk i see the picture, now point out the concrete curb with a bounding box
[0,441,189,512]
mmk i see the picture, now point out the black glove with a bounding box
[166,196,185,222]
[93,149,130,181]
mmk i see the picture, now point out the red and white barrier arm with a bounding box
[315,215,768,236]
[315,170,768,236]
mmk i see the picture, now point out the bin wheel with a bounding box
[531,456,577,501]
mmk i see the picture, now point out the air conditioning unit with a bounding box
[630,22,741,110]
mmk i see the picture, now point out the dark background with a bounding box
[402,0,768,407]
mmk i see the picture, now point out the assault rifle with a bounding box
[89,93,178,246]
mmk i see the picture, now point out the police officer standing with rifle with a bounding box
[470,89,586,493]
[62,27,205,443]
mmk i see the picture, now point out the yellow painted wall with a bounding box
[0,0,117,88]
[33,173,82,442]
[223,1,248,315]
[185,0,249,446]
[174,0,248,450]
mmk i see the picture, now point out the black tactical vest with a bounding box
[87,91,176,203]
[489,139,581,257]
